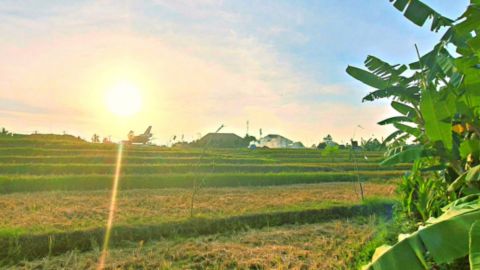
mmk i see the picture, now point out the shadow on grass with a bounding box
[0,173,401,194]
[0,201,393,264]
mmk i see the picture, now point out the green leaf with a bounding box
[404,0,433,27]
[420,164,447,172]
[378,116,412,125]
[363,238,427,270]
[420,88,453,150]
[364,55,407,78]
[391,101,416,117]
[420,208,480,263]
[457,170,480,196]
[391,0,453,31]
[382,130,404,145]
[466,166,480,184]
[435,52,455,75]
[362,86,420,103]
[394,123,421,138]
[470,221,480,270]
[464,68,480,91]
[364,196,480,269]
[454,4,480,50]
[460,140,480,160]
[346,66,389,89]
[449,172,468,193]
[450,72,464,88]
[392,0,408,12]
[381,145,424,166]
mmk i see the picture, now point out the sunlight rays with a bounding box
[105,81,142,117]
[97,143,124,270]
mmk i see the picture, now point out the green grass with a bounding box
[0,171,402,194]
[0,163,409,174]
[12,216,384,270]
[0,199,393,262]
[0,155,276,164]
[0,135,402,267]
[0,155,390,165]
[0,183,396,262]
[0,183,396,233]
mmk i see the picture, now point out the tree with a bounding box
[322,144,339,162]
[362,138,385,151]
[0,127,9,136]
[317,142,327,149]
[347,0,480,268]
[91,134,100,143]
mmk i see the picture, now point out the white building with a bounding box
[252,134,304,149]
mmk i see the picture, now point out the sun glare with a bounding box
[105,82,142,117]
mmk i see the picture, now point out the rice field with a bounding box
[0,135,404,268]
[14,217,380,270]
[0,184,395,233]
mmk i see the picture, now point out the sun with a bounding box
[105,81,142,117]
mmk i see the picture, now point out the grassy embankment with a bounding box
[0,134,403,268]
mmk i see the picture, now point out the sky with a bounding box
[0,0,470,146]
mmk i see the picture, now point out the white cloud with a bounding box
[0,0,398,145]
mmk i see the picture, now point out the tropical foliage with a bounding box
[322,144,340,162]
[361,138,385,151]
[347,0,480,268]
[363,194,480,270]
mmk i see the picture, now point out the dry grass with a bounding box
[0,142,396,267]
[0,182,395,233]
[13,217,378,269]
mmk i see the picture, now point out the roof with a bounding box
[262,134,292,142]
[264,134,281,138]
[203,133,242,139]
[193,133,249,148]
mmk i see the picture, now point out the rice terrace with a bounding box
[0,134,399,269]
[1,0,479,269]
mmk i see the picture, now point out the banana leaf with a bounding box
[382,130,404,145]
[393,123,421,138]
[364,194,480,269]
[470,221,480,270]
[449,165,480,193]
[391,101,416,117]
[389,0,453,31]
[381,145,424,166]
[364,55,407,79]
[378,116,412,126]
[346,66,389,89]
[362,86,420,103]
[420,88,453,150]
[460,140,480,160]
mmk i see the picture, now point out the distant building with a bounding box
[317,134,338,149]
[323,134,337,147]
[253,134,304,149]
[192,133,252,148]
[290,141,305,149]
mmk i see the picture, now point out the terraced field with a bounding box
[16,217,380,269]
[0,135,404,269]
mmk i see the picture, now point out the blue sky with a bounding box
[0,0,470,145]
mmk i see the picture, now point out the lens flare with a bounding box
[105,81,142,117]
[97,143,124,270]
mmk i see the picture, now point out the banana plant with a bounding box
[346,0,480,268]
[363,194,480,270]
[347,0,480,184]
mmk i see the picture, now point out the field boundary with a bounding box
[0,172,401,194]
[0,201,393,264]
